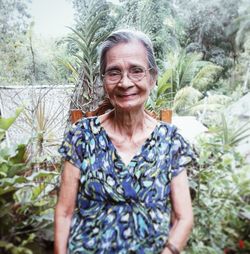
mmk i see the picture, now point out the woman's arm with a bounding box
[162,170,193,254]
[54,161,80,254]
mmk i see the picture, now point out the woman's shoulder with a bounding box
[157,121,192,143]
[72,116,99,129]
[157,121,177,137]
[157,121,194,158]
[67,116,101,138]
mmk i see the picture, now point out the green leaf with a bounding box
[26,170,58,181]
[9,144,27,164]
[0,108,22,131]
[14,187,33,204]
[0,108,23,141]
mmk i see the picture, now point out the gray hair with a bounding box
[99,29,158,79]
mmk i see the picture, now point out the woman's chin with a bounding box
[110,95,147,112]
[115,101,144,112]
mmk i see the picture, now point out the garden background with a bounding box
[0,0,249,253]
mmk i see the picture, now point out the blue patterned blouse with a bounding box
[58,116,194,254]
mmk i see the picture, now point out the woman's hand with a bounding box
[54,161,80,254]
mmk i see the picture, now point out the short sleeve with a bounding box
[58,121,85,169]
[170,127,196,178]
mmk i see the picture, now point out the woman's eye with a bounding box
[130,67,144,74]
[108,71,120,76]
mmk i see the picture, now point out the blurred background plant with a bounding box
[0,110,59,254]
[59,0,115,112]
[185,115,250,253]
[19,94,66,167]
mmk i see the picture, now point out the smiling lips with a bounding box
[117,93,137,98]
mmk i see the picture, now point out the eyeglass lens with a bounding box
[104,67,147,83]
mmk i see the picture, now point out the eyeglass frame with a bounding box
[101,66,153,84]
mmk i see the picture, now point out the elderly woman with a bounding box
[55,29,195,254]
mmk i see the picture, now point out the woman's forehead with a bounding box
[105,41,148,68]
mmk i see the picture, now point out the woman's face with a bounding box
[103,41,156,112]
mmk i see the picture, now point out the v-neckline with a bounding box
[96,116,159,168]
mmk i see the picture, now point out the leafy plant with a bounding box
[172,86,203,115]
[61,0,113,112]
[0,108,22,142]
[185,115,250,254]
[173,89,232,119]
[13,92,67,165]
[146,48,225,114]
[166,49,223,92]
[226,1,250,50]
[145,69,173,113]
[0,111,59,254]
[218,114,250,151]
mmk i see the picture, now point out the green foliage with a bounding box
[167,50,201,90]
[26,34,72,85]
[63,0,114,111]
[164,49,223,92]
[145,68,173,112]
[0,108,22,141]
[0,0,71,85]
[186,118,250,253]
[175,0,239,60]
[190,93,231,112]
[226,0,250,50]
[191,64,223,91]
[224,1,250,94]
[69,0,114,82]
[0,111,59,254]
[117,0,175,66]
[172,86,203,115]
[213,114,250,151]
[0,234,35,254]
[0,0,30,35]
[0,0,31,85]
[20,96,64,162]
[146,49,224,114]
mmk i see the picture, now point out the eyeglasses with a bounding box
[102,66,152,84]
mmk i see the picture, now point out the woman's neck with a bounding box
[110,108,149,138]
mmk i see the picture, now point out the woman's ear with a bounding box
[150,74,157,90]
[103,83,108,97]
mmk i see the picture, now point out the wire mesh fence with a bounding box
[0,84,75,161]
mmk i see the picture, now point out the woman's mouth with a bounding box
[118,93,137,98]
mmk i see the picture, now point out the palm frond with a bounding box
[56,57,79,82]
[192,64,223,91]
[219,114,250,148]
[173,86,203,114]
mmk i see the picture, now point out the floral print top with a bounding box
[58,116,195,254]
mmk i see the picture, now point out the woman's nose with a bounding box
[118,73,133,88]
